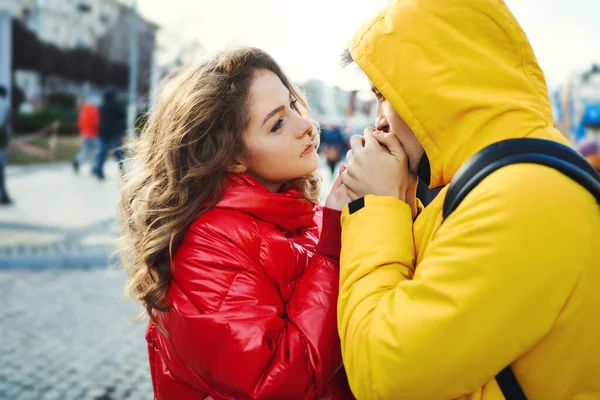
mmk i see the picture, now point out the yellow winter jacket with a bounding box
[338,1,600,399]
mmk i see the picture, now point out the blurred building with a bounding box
[96,2,158,94]
[14,0,121,49]
[1,0,158,103]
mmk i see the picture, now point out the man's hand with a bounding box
[342,127,410,202]
[325,165,354,211]
[405,172,419,219]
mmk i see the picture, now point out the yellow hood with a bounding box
[348,0,569,188]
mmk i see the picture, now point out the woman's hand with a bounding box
[325,165,354,211]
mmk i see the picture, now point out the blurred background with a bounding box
[0,0,599,399]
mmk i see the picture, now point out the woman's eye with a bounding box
[271,118,284,133]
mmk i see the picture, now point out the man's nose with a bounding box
[376,116,389,132]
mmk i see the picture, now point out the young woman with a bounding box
[119,47,353,399]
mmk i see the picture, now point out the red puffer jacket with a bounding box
[146,173,352,400]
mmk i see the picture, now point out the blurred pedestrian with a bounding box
[93,87,126,180]
[0,85,12,205]
[321,124,348,177]
[119,48,353,399]
[576,137,600,172]
[72,97,100,173]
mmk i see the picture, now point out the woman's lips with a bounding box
[301,144,314,156]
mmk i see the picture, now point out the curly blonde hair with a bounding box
[119,48,321,328]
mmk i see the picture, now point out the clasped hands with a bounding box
[325,127,418,218]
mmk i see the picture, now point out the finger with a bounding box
[346,187,360,201]
[349,135,365,151]
[373,131,406,160]
[341,169,355,185]
[330,167,345,191]
[363,129,379,148]
[408,171,418,188]
[345,149,354,165]
[341,172,360,198]
[343,163,358,179]
[338,164,347,175]
[341,169,362,195]
[363,126,376,137]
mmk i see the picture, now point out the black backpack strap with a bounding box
[442,138,600,400]
[496,365,527,400]
[443,138,600,220]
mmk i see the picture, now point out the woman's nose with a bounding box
[296,116,312,138]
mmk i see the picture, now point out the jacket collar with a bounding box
[216,173,316,233]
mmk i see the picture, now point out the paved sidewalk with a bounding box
[0,161,122,269]
[0,268,153,399]
[0,159,337,269]
[0,162,152,399]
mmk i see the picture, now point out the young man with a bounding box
[337,0,600,399]
[93,87,126,180]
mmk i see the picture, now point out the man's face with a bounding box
[370,81,424,175]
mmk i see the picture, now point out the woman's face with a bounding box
[239,69,320,192]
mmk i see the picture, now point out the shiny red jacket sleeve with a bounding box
[156,209,343,400]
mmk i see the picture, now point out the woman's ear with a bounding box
[226,162,247,173]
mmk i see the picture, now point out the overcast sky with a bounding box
[137,0,600,92]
